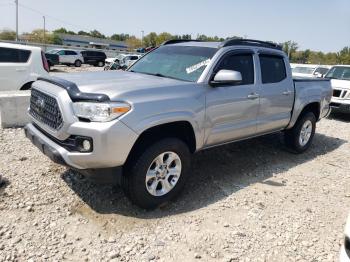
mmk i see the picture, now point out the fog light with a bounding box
[82,140,91,151]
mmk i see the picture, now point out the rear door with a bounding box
[205,51,259,146]
[0,47,31,91]
[256,53,294,133]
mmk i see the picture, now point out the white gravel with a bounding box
[0,114,349,262]
[49,64,104,74]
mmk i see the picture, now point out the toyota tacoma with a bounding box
[24,39,332,209]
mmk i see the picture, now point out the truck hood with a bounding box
[52,71,189,100]
[330,79,350,90]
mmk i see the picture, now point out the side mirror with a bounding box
[210,70,242,86]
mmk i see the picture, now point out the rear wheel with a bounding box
[97,61,105,67]
[74,60,82,67]
[122,138,191,209]
[284,112,316,153]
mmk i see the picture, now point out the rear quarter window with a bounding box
[259,54,286,84]
[0,47,31,63]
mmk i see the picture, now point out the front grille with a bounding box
[333,89,341,97]
[29,89,63,130]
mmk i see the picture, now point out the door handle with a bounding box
[247,93,260,100]
[282,90,292,95]
[15,68,26,72]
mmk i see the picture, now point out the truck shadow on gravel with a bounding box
[327,112,350,123]
[61,132,346,218]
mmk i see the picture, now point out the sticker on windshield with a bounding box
[186,59,211,74]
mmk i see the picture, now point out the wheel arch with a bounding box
[287,101,320,129]
[20,81,34,90]
[125,121,197,167]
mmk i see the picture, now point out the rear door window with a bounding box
[259,55,286,83]
[0,47,31,63]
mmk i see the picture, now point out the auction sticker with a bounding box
[186,59,211,74]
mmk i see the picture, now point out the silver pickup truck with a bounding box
[24,39,332,209]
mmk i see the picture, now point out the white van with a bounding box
[0,43,49,91]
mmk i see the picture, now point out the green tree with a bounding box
[111,33,130,41]
[143,32,158,47]
[0,29,16,40]
[89,30,105,39]
[77,30,90,36]
[282,41,298,60]
[53,27,68,34]
[126,36,142,49]
[156,32,173,45]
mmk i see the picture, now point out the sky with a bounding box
[0,0,349,52]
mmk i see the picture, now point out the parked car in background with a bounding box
[292,64,331,78]
[121,54,142,68]
[47,49,84,67]
[105,54,127,65]
[326,65,350,113]
[24,39,332,209]
[44,52,59,69]
[340,214,350,262]
[104,54,141,70]
[80,50,106,67]
[0,42,49,91]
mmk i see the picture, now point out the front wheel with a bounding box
[122,138,191,209]
[284,112,316,153]
[74,60,82,67]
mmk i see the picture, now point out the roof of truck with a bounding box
[169,41,221,48]
[163,39,283,51]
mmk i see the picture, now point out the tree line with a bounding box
[1,28,349,65]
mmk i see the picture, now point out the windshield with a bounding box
[292,67,315,74]
[129,45,217,82]
[325,66,350,80]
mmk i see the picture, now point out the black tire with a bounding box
[122,138,191,209]
[97,61,105,67]
[284,112,316,153]
[74,60,82,67]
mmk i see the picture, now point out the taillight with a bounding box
[41,51,49,72]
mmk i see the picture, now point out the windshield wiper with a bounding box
[130,71,191,82]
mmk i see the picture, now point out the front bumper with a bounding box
[331,98,350,113]
[24,121,138,170]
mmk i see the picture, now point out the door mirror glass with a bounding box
[211,70,242,86]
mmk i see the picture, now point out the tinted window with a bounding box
[215,53,254,85]
[66,51,77,55]
[131,56,139,60]
[260,55,286,84]
[57,50,65,55]
[0,47,31,63]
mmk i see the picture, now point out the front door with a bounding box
[205,52,259,146]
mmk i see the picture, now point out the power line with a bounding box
[17,3,93,32]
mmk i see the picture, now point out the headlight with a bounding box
[72,102,131,122]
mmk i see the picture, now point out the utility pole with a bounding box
[43,16,46,45]
[15,0,18,41]
[141,30,144,46]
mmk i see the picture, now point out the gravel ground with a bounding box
[49,64,104,74]
[0,114,349,262]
